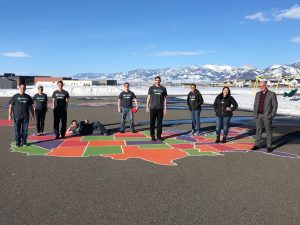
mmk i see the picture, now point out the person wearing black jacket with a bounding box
[187,84,204,135]
[213,86,238,143]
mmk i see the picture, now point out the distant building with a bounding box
[0,77,17,89]
[99,79,117,85]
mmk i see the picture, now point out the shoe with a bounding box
[196,131,205,136]
[151,135,156,141]
[120,130,125,133]
[157,137,164,141]
[250,146,259,151]
[36,133,41,136]
[131,130,138,133]
[55,136,60,140]
[189,131,195,135]
[221,136,227,143]
[16,143,22,147]
[21,142,28,146]
[61,136,65,139]
[267,148,273,153]
[215,135,220,143]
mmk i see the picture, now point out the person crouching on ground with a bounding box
[213,86,238,143]
[118,82,138,133]
[187,84,204,136]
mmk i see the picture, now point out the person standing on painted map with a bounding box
[33,86,48,136]
[146,76,167,141]
[251,80,278,153]
[8,83,35,147]
[213,86,238,143]
[52,81,69,139]
[187,84,204,136]
[118,82,138,133]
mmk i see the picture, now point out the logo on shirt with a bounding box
[55,93,66,99]
[153,89,163,95]
[17,97,29,103]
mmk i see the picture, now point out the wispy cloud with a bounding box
[151,50,213,57]
[274,5,300,20]
[245,5,300,23]
[143,44,156,49]
[291,36,300,44]
[1,51,29,58]
[245,12,270,22]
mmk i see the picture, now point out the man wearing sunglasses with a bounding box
[251,80,278,152]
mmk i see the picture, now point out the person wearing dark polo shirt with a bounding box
[33,86,48,136]
[251,80,278,152]
[146,76,167,141]
[118,82,138,133]
[8,83,35,147]
[52,81,69,139]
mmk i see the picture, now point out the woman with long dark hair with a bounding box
[213,86,238,143]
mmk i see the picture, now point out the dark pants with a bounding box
[14,117,29,145]
[92,121,108,135]
[150,109,164,138]
[216,116,231,136]
[255,113,273,148]
[35,109,47,133]
[53,110,67,137]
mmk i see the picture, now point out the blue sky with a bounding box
[0,0,300,75]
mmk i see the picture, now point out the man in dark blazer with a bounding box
[251,80,278,152]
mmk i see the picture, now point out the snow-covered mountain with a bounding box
[74,63,300,82]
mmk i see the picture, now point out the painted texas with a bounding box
[10,127,299,166]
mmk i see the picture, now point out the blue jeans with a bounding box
[120,107,134,131]
[216,116,231,136]
[14,117,29,145]
[191,110,201,132]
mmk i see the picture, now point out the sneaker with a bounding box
[250,146,259,151]
[55,136,60,140]
[267,147,273,153]
[196,131,205,136]
[151,135,156,141]
[157,137,164,141]
[21,142,28,146]
[131,130,138,133]
[189,131,195,135]
[16,143,22,147]
[120,130,125,133]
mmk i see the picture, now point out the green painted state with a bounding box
[141,131,151,136]
[82,136,114,141]
[83,146,123,156]
[115,137,151,141]
[163,139,187,144]
[11,144,49,156]
[183,149,220,156]
[139,144,171,149]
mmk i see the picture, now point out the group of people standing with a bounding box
[8,78,277,152]
[8,80,69,146]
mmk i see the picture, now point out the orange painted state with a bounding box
[47,146,86,157]
[88,140,125,146]
[114,132,146,138]
[102,146,189,166]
